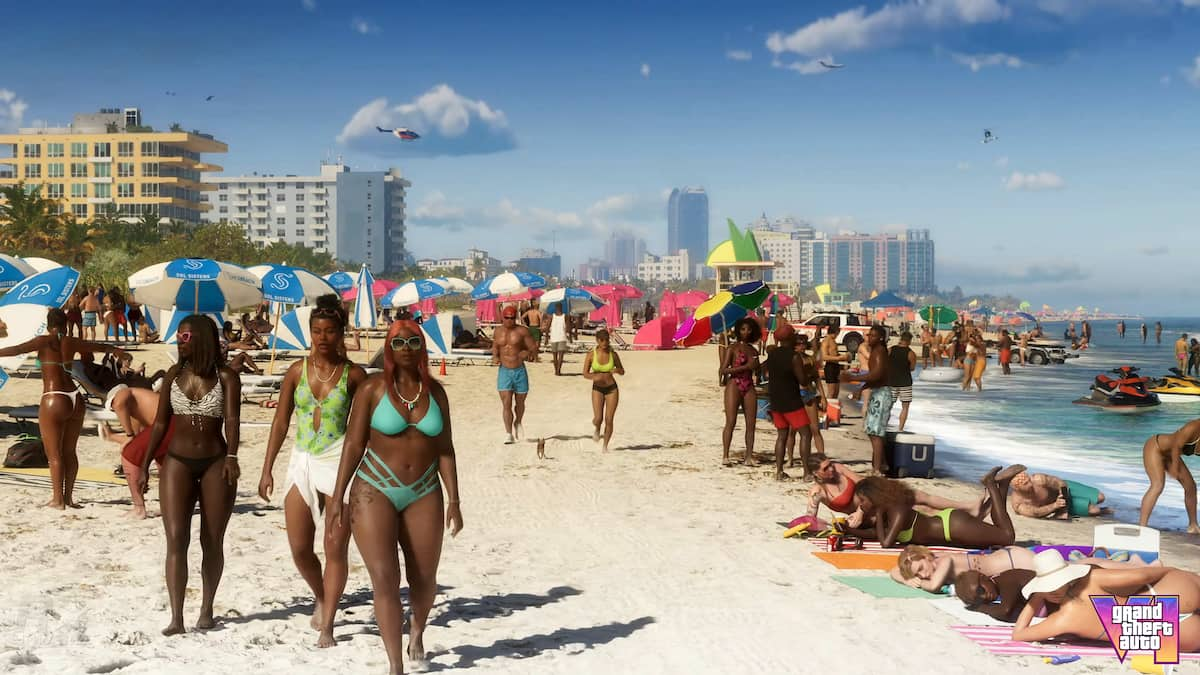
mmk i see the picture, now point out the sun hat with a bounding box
[1021,549,1091,598]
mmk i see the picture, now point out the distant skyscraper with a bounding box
[604,232,646,269]
[667,187,709,280]
[823,229,936,295]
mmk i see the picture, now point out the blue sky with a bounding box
[4,0,1200,313]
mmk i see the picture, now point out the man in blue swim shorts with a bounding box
[493,305,537,444]
[842,325,892,475]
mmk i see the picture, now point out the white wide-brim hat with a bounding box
[1022,549,1091,598]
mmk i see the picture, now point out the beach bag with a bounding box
[4,434,48,468]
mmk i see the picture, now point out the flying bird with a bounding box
[982,129,998,144]
[376,126,420,141]
[819,60,845,69]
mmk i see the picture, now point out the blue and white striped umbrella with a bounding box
[0,254,36,291]
[352,264,378,329]
[323,270,356,293]
[0,266,80,308]
[433,276,474,295]
[471,271,547,300]
[248,264,337,305]
[266,306,313,350]
[381,278,452,308]
[21,257,62,274]
[158,309,226,345]
[0,303,50,372]
[539,287,606,314]
[128,258,262,313]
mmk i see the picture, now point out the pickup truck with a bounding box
[791,312,869,354]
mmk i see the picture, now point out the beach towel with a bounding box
[806,538,967,554]
[814,551,900,570]
[832,575,941,599]
[950,625,1200,659]
[1032,544,1160,565]
[928,597,1011,627]
[0,466,124,489]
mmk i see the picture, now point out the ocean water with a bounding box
[903,319,1200,532]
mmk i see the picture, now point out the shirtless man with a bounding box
[930,328,944,367]
[841,325,891,475]
[1176,334,1190,375]
[1010,470,1109,520]
[522,302,544,352]
[1117,320,1125,339]
[997,329,1013,375]
[1141,322,1148,343]
[492,305,537,444]
[919,326,933,369]
[820,329,848,400]
[1156,321,1164,344]
[1140,419,1200,533]
[81,287,101,341]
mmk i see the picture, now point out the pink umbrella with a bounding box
[341,278,398,301]
[475,299,498,323]
[675,290,709,310]
[762,292,796,309]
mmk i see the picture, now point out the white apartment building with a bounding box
[637,250,690,282]
[416,248,502,279]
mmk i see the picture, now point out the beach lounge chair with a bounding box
[1093,523,1159,557]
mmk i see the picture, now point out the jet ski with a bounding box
[1147,368,1200,403]
[1073,366,1161,413]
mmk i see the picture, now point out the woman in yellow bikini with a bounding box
[584,328,625,452]
[1140,419,1200,533]
[0,308,126,509]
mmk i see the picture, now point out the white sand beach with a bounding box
[0,343,1197,674]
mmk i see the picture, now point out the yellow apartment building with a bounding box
[0,107,226,225]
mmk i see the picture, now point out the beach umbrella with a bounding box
[674,290,709,310]
[128,258,262,313]
[728,281,771,310]
[248,264,337,305]
[0,266,80,309]
[496,287,545,304]
[0,254,36,291]
[352,264,378,330]
[21,257,62,274]
[266,305,313,350]
[1019,301,1032,311]
[861,290,914,309]
[0,303,51,373]
[762,292,796,310]
[673,282,769,347]
[471,271,547,300]
[540,287,607,314]
[323,270,356,293]
[381,278,454,309]
[1016,311,1037,322]
[919,304,958,326]
[432,276,474,294]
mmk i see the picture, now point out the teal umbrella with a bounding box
[919,304,958,326]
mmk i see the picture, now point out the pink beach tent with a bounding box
[341,278,398,301]
[633,317,677,350]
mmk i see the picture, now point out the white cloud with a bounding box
[337,84,517,157]
[940,258,1089,287]
[771,57,830,75]
[819,215,858,231]
[410,190,667,239]
[350,16,378,35]
[1140,245,1168,256]
[1182,0,1200,6]
[726,49,753,61]
[1004,171,1065,191]
[951,51,1027,72]
[300,0,316,10]
[1183,55,1200,87]
[766,0,1009,57]
[640,63,651,78]
[956,161,971,171]
[994,155,1009,168]
[0,89,27,133]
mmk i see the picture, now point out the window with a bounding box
[256,218,267,225]
[94,163,111,178]
[219,206,228,214]
[93,183,111,199]
[117,162,134,177]
[142,163,159,177]
[46,184,63,199]
[275,182,285,189]
[366,203,372,211]
[72,204,88,218]
[295,229,305,237]
[295,182,305,189]
[118,183,134,198]
[71,163,88,178]
[46,143,63,158]
[237,182,246,188]
[255,206,266,213]
[23,144,41,158]
[366,229,372,236]
[314,217,325,224]
[70,142,87,158]
[276,217,286,225]
[237,207,248,214]
[296,218,305,225]
[366,216,372,223]
[71,184,87,198]
[276,229,286,237]
[93,142,111,158]
[257,182,266,188]
[313,205,324,213]
[140,141,158,156]
[46,163,63,178]
[218,194,227,202]
[315,182,324,189]
[24,164,41,179]
[218,183,228,189]
[140,184,159,197]
[276,193,286,202]
[295,205,304,213]
[117,142,134,157]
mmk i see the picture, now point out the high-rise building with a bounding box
[0,107,226,224]
[577,258,611,283]
[822,230,936,295]
[903,229,935,294]
[749,214,820,287]
[202,162,410,274]
[516,248,561,279]
[604,232,646,269]
[667,187,709,280]
[637,250,690,283]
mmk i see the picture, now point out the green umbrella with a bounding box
[919,304,958,325]
[1019,300,1031,311]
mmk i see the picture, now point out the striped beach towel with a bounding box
[950,625,1200,660]
[806,539,967,554]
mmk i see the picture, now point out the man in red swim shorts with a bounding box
[765,324,811,481]
[998,329,1013,375]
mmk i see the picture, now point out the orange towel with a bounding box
[813,551,900,570]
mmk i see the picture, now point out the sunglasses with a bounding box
[502,315,517,321]
[177,331,193,344]
[390,335,423,351]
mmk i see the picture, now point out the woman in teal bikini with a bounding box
[258,294,367,647]
[0,308,126,509]
[330,320,463,673]
[584,328,625,452]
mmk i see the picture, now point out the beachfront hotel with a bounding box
[201,163,411,275]
[0,107,226,225]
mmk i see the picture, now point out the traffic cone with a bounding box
[439,358,447,376]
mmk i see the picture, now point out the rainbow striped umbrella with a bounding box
[673,281,770,346]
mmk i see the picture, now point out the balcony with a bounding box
[87,176,113,184]
[87,156,113,163]
[251,199,268,207]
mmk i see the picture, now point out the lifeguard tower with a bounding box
[705,219,777,293]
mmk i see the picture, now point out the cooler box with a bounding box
[885,432,936,479]
[756,399,771,421]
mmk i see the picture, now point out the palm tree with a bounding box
[56,215,98,268]
[0,182,60,252]
[469,256,486,281]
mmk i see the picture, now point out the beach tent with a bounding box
[861,290,914,309]
[633,317,676,350]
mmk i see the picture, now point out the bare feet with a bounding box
[1188,524,1200,535]
[745,453,757,467]
[536,438,546,459]
[162,620,185,636]
[980,466,1001,485]
[408,633,428,670]
[775,471,791,481]
[125,507,147,520]
[995,464,1027,483]
[514,422,523,440]
[317,628,336,648]
[593,426,601,443]
[311,599,324,631]
[602,440,609,453]
[45,499,65,510]
[65,500,83,509]
[971,495,987,518]
[196,608,216,630]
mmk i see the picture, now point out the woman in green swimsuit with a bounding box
[330,319,463,674]
[850,465,1024,550]
[258,294,367,647]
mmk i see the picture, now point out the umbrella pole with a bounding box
[194,283,200,314]
[267,304,282,376]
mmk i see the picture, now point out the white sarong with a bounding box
[283,437,345,524]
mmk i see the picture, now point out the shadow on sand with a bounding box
[427,616,656,670]
[430,586,582,627]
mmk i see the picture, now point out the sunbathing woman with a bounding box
[1015,551,1200,651]
[138,316,241,635]
[807,454,984,527]
[719,317,761,467]
[259,294,367,647]
[850,465,1024,557]
[329,320,463,673]
[583,328,625,452]
[0,308,127,508]
[954,569,1037,623]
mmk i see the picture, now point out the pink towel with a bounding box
[951,625,1200,659]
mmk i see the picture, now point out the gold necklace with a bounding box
[394,379,422,411]
[312,359,339,384]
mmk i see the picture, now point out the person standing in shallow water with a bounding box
[1142,322,1148,343]
[1139,419,1200,534]
[1156,321,1164,344]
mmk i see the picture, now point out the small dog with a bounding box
[536,438,546,460]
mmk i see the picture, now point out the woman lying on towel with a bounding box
[1014,551,1200,651]
[807,454,985,528]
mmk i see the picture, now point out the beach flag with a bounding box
[968,298,979,308]
[814,284,831,304]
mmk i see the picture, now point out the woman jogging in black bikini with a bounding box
[583,328,624,452]
[0,308,126,509]
[138,316,242,635]
[1140,418,1200,533]
[719,318,761,467]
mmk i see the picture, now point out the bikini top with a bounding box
[370,388,444,437]
[827,476,857,512]
[591,349,616,373]
[294,359,351,454]
[170,378,224,418]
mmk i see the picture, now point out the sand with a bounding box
[0,342,1197,674]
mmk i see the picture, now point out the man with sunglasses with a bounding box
[493,305,537,444]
